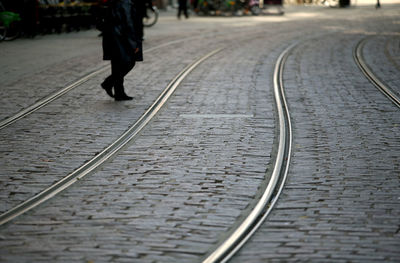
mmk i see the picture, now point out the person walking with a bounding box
[178,0,189,19]
[22,0,38,38]
[101,0,143,101]
[132,0,152,41]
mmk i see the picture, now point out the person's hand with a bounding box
[135,48,139,54]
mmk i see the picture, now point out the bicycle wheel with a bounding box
[143,6,158,27]
[4,19,20,40]
[0,10,21,41]
[0,2,5,40]
[0,20,6,41]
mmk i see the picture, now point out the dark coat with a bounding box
[102,0,143,64]
[133,0,152,17]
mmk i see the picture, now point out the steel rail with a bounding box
[0,48,223,226]
[0,40,199,131]
[0,28,270,131]
[0,66,108,130]
[354,38,400,109]
[202,43,295,263]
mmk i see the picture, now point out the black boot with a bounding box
[114,78,133,101]
[114,89,133,101]
[101,80,114,98]
[115,94,133,101]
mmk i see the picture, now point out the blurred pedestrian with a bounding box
[22,0,38,38]
[101,0,143,101]
[192,0,199,12]
[178,0,188,19]
[132,0,152,40]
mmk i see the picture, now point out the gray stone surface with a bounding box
[362,35,400,98]
[232,9,400,263]
[0,4,399,263]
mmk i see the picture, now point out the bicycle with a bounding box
[196,0,219,15]
[0,1,22,41]
[143,5,158,27]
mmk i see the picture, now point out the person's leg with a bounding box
[135,15,144,40]
[183,0,189,18]
[101,70,114,98]
[178,0,185,18]
[113,60,135,100]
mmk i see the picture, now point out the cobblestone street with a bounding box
[0,3,399,262]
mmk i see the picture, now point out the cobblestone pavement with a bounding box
[0,4,399,263]
[362,35,400,98]
[232,8,400,263]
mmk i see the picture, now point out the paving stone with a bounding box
[232,7,400,262]
[1,5,400,263]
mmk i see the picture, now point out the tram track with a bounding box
[0,48,223,226]
[204,34,398,262]
[0,37,208,131]
[203,42,295,263]
[0,26,304,225]
[0,27,284,131]
[0,6,400,262]
[1,32,302,257]
[354,37,400,109]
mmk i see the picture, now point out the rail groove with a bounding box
[0,28,272,131]
[203,43,295,263]
[0,48,223,226]
[0,41,195,130]
[354,38,400,109]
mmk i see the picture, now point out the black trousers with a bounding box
[103,60,135,96]
[178,0,188,18]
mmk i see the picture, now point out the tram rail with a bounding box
[0,48,223,226]
[354,37,400,109]
[0,27,298,225]
[205,34,400,262]
[0,37,205,130]
[0,27,277,131]
[203,42,295,263]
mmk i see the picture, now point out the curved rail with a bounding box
[0,48,223,226]
[202,43,295,263]
[0,28,271,131]
[0,66,108,130]
[0,39,200,131]
[354,38,400,109]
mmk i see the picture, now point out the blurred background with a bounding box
[1,0,397,41]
